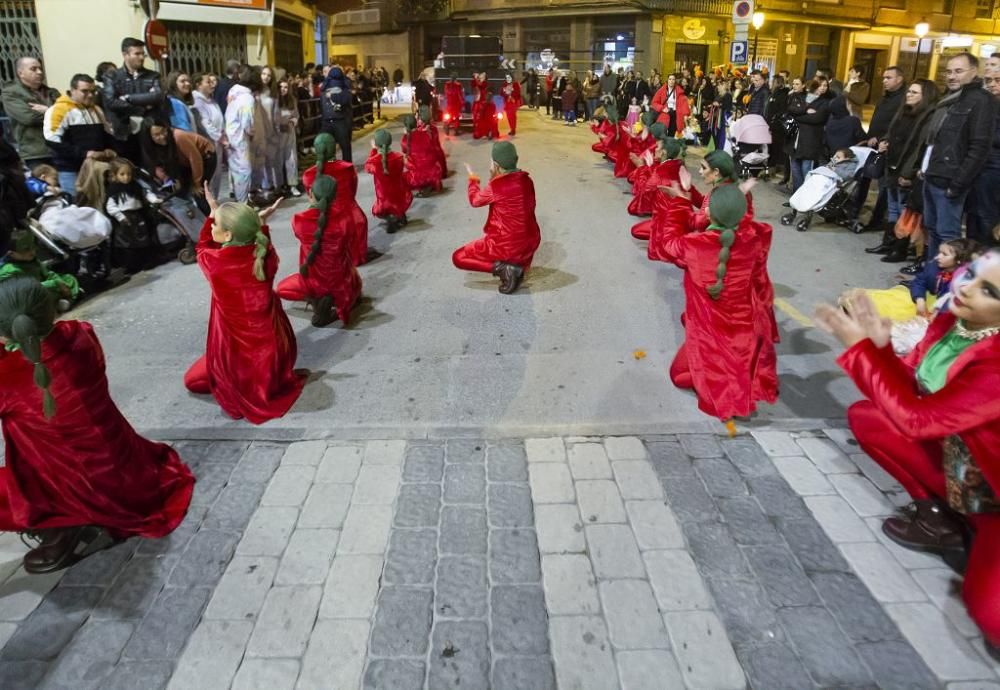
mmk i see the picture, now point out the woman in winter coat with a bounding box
[520,69,539,110]
[824,96,867,154]
[787,77,833,192]
[582,72,602,121]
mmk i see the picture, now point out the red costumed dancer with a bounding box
[473,90,500,141]
[301,133,369,266]
[444,74,465,134]
[364,128,413,231]
[500,74,522,136]
[184,198,305,424]
[614,110,658,179]
[453,141,541,294]
[276,175,362,328]
[650,74,691,136]
[0,276,194,573]
[470,73,488,124]
[591,113,617,155]
[402,113,445,194]
[628,128,684,219]
[816,258,1000,652]
[418,105,449,182]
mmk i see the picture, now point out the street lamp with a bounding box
[913,19,929,80]
[751,11,765,68]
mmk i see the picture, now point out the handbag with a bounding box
[862,151,886,179]
[780,112,798,140]
[894,207,923,239]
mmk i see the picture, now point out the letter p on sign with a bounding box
[730,41,748,65]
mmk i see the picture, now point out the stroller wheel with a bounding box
[796,218,811,232]
[780,212,796,226]
[178,244,197,265]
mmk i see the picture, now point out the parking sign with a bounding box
[730,40,748,65]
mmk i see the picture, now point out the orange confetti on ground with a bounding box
[632,350,647,360]
[724,419,738,437]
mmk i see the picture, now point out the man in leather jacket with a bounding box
[102,37,163,162]
[320,65,353,163]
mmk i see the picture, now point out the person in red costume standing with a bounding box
[276,175,362,328]
[402,113,445,195]
[453,141,541,294]
[500,74,522,136]
[815,254,1000,656]
[470,72,488,126]
[628,126,685,219]
[653,183,778,435]
[443,73,465,135]
[184,191,306,424]
[364,128,412,232]
[0,276,194,573]
[650,73,690,137]
[473,87,500,141]
[302,133,369,266]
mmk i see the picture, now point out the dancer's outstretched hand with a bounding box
[657,183,690,200]
[258,196,285,222]
[815,292,890,349]
[738,177,757,195]
[678,165,692,191]
[204,182,219,217]
[464,163,477,179]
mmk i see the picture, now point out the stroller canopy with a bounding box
[730,114,772,145]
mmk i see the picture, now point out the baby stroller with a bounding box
[135,169,205,265]
[729,114,772,180]
[781,146,872,232]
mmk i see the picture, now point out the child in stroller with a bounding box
[729,114,771,179]
[781,147,871,232]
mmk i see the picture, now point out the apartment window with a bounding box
[931,0,953,13]
[975,0,995,19]
[879,0,906,10]
[314,14,328,66]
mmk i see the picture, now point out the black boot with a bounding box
[492,261,524,294]
[865,224,895,254]
[311,295,336,327]
[881,238,910,263]
[901,254,926,275]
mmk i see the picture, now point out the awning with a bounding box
[311,0,367,14]
[156,0,275,26]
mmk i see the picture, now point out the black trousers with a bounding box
[322,119,353,163]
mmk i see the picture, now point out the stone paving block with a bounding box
[236,506,298,557]
[488,483,534,528]
[747,475,809,518]
[297,619,369,690]
[298,482,353,529]
[394,483,442,528]
[124,586,211,660]
[604,436,647,461]
[0,660,48,690]
[776,606,873,686]
[540,554,600,615]
[948,683,1000,690]
[59,540,136,586]
[229,443,284,483]
[364,439,407,465]
[663,610,745,690]
[706,578,784,647]
[427,620,490,690]
[202,480,267,530]
[492,656,556,690]
[383,528,437,586]
[625,500,684,550]
[616,649,684,690]
[567,442,613,480]
[850,451,905,493]
[857,640,941,690]
[864,516,945,570]
[736,642,814,690]
[717,496,783,546]
[174,440,245,468]
[646,441,696,478]
[188,462,235,508]
[840,542,927,603]
[911,568,980,637]
[38,620,134,690]
[1,585,103,660]
[203,554,277,622]
[487,442,529,481]
[319,554,384,618]
[351,464,402,505]
[658,475,720,523]
[444,463,486,503]
[797,437,857,474]
[363,660,425,690]
[804,495,877,543]
[749,430,802,457]
[643,550,712,611]
[167,620,253,690]
[533,504,585,554]
[101,660,174,690]
[232,659,300,690]
[576,479,627,523]
[245,585,321,658]
[823,427,862,454]
[490,528,541,584]
[135,506,205,557]
[548,616,619,690]
[774,517,852,573]
[585,524,645,579]
[772,455,837,495]
[685,521,751,579]
[370,586,433,656]
[693,457,748,498]
[722,437,781,477]
[441,506,487,554]
[402,443,445,482]
[830,473,895,517]
[810,570,905,643]
[436,556,488,618]
[275,528,339,586]
[0,566,61,622]
[611,460,663,500]
[446,438,486,464]
[315,444,363,482]
[528,463,576,504]
[679,433,723,458]
[745,544,821,607]
[260,465,316,507]
[599,579,670,650]
[168,529,240,587]
[491,585,549,655]
[525,437,566,463]
[279,440,327,466]
[0,622,15,649]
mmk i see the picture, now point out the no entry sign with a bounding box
[144,19,169,60]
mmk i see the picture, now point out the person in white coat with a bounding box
[192,73,226,199]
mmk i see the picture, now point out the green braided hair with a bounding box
[662,137,684,160]
[705,184,747,301]
[301,174,338,278]
[604,101,621,142]
[418,105,432,126]
[0,276,58,418]
[402,114,417,155]
[641,109,658,129]
[705,150,738,184]
[216,202,270,282]
[313,132,336,174]
[374,129,392,175]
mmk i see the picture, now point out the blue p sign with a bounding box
[730,40,748,65]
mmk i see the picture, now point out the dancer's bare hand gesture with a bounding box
[204,182,219,217]
[815,292,891,349]
[258,197,285,222]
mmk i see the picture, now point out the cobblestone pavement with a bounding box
[1,434,999,689]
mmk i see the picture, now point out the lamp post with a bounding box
[913,19,929,80]
[751,11,765,68]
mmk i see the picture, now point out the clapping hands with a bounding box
[815,292,891,349]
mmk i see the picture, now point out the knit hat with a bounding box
[374,129,392,174]
[641,109,658,128]
[649,122,667,141]
[491,141,518,171]
[705,184,748,301]
[0,276,57,417]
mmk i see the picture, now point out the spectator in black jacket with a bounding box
[0,139,32,255]
[967,65,1000,246]
[824,96,866,153]
[102,37,164,163]
[320,65,353,162]
[213,60,240,115]
[787,77,833,192]
[747,70,769,116]
[766,75,790,177]
[854,66,907,230]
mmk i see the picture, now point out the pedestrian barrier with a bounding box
[296,95,381,151]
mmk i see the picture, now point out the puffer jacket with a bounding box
[102,65,164,140]
[321,67,353,122]
[1,79,60,160]
[925,78,997,193]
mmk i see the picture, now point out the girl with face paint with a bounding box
[501,73,522,136]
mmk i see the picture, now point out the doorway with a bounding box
[852,48,888,104]
[674,43,708,74]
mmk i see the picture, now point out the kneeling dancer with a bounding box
[364,129,413,232]
[302,133,369,266]
[453,142,541,294]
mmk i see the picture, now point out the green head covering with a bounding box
[402,114,417,133]
[705,150,738,184]
[313,132,336,170]
[605,101,620,123]
[491,141,518,172]
[705,184,748,301]
[418,105,431,125]
[649,122,667,142]
[662,137,684,160]
[641,109,658,129]
[374,129,392,174]
[302,174,338,278]
[0,276,57,418]
[11,228,36,254]
[216,202,271,282]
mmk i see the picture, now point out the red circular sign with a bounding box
[144,19,169,60]
[735,1,752,18]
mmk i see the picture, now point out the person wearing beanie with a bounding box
[301,132,369,266]
[501,73,523,136]
[454,141,541,294]
[473,86,501,141]
[402,112,445,196]
[615,109,659,180]
[0,276,194,573]
[646,184,778,433]
[444,73,465,135]
[364,128,413,232]
[184,186,305,424]
[276,174,362,328]
[628,128,685,220]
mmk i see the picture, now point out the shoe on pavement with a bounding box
[882,499,967,561]
[311,295,336,328]
[23,526,100,574]
[492,261,524,294]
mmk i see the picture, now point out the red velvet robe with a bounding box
[591,119,615,154]
[0,320,194,537]
[186,219,305,425]
[428,123,448,179]
[302,161,369,267]
[402,127,445,191]
[602,123,630,164]
[470,79,488,121]
[501,81,522,134]
[615,130,657,179]
[456,170,541,270]
[275,207,362,324]
[444,81,465,126]
[653,196,779,421]
[473,100,500,140]
[629,158,683,218]
[364,148,413,219]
